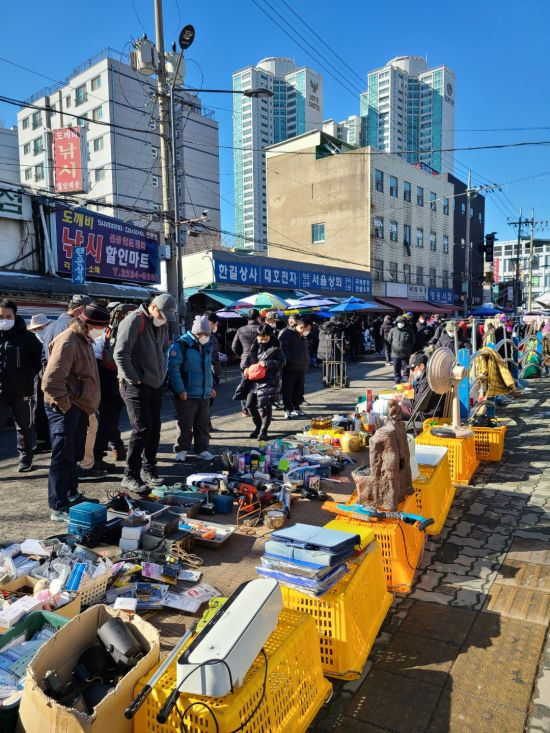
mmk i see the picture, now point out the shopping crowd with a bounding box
[0,294,530,523]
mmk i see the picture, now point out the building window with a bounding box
[416,265,424,285]
[430,191,437,211]
[443,270,449,288]
[416,227,424,248]
[416,186,424,206]
[404,223,411,246]
[153,203,162,212]
[404,181,411,202]
[375,169,384,193]
[374,259,384,282]
[429,268,436,287]
[443,197,449,215]
[312,222,325,243]
[389,261,398,281]
[22,117,29,130]
[390,175,398,198]
[31,111,41,130]
[91,75,101,91]
[152,175,159,188]
[24,168,32,181]
[75,84,87,105]
[390,220,398,242]
[92,106,103,121]
[478,211,483,223]
[23,142,30,155]
[404,263,411,283]
[33,137,44,156]
[430,231,437,251]
[65,95,71,108]
[151,146,158,159]
[374,216,384,239]
[461,202,466,214]
[93,136,104,152]
[94,167,105,182]
[34,163,44,180]
[443,234,449,253]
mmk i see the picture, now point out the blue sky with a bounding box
[1,0,549,242]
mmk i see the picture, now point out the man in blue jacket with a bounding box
[167,315,215,463]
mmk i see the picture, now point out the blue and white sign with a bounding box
[214,256,371,295]
[428,287,455,305]
[72,245,86,285]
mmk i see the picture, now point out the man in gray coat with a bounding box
[114,293,176,493]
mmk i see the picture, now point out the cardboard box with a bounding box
[18,604,160,733]
[0,575,81,620]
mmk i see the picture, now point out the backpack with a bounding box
[102,309,145,372]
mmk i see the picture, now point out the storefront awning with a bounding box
[426,302,457,314]
[375,297,430,312]
[189,289,252,307]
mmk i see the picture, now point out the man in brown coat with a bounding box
[42,303,110,520]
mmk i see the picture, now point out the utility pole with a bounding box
[463,171,471,317]
[154,0,177,300]
[527,209,535,312]
[507,209,523,312]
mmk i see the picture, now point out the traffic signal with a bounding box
[485,232,497,263]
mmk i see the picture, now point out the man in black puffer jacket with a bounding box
[387,315,416,385]
[232,309,261,416]
[279,318,310,418]
[0,299,42,471]
[380,315,393,365]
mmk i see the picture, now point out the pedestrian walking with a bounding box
[42,303,110,520]
[372,316,384,355]
[380,315,393,365]
[279,317,310,418]
[168,315,215,463]
[387,315,415,384]
[27,313,52,454]
[41,295,91,360]
[0,300,43,472]
[414,314,435,352]
[232,309,261,417]
[114,293,176,493]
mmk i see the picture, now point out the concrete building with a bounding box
[491,238,550,309]
[360,56,455,174]
[266,130,456,306]
[321,116,361,147]
[16,49,221,252]
[232,57,323,252]
[0,127,20,185]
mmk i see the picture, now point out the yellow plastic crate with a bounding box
[422,418,506,463]
[304,427,344,437]
[412,451,456,535]
[416,427,479,485]
[133,609,331,733]
[280,540,392,680]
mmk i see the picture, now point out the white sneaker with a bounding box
[284,410,293,419]
[175,451,187,462]
[198,450,215,461]
[290,410,301,418]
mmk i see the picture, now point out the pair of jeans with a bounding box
[0,394,34,461]
[246,393,272,436]
[120,382,163,478]
[173,397,210,453]
[33,378,50,449]
[383,341,391,363]
[281,368,305,412]
[45,403,88,510]
[94,361,125,460]
[393,357,408,384]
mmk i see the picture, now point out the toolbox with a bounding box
[148,510,181,538]
[68,502,107,527]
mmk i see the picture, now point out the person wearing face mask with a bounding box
[387,315,416,385]
[42,303,110,520]
[114,293,176,493]
[167,315,215,462]
[279,317,311,418]
[41,295,92,361]
[398,352,441,418]
[234,324,285,440]
[263,310,280,336]
[0,300,43,472]
[232,309,262,417]
[414,314,435,352]
[27,314,52,455]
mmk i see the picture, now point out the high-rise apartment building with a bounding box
[232,57,323,252]
[16,49,220,245]
[0,127,20,185]
[321,116,361,147]
[360,56,455,173]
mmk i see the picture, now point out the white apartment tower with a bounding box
[16,49,220,244]
[360,56,455,173]
[322,116,361,147]
[0,127,20,185]
[232,57,323,252]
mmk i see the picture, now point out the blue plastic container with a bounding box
[68,501,107,526]
[213,494,234,514]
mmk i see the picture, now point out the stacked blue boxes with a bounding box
[68,502,107,537]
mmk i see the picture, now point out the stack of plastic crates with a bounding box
[280,538,392,679]
[133,609,331,733]
[422,418,506,463]
[416,422,479,485]
[412,446,456,535]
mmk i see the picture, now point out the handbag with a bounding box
[246,362,267,381]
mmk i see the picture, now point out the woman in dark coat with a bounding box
[234,325,285,440]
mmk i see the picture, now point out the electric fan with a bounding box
[427,347,473,438]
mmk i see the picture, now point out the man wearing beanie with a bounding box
[42,302,110,520]
[167,314,215,462]
[114,292,176,493]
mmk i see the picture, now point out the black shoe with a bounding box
[121,475,150,495]
[209,425,220,432]
[140,468,163,487]
[18,460,32,473]
[68,492,89,505]
[258,432,268,441]
[34,442,51,454]
[249,428,260,439]
[78,463,109,478]
[94,459,115,472]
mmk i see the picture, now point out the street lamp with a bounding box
[180,87,273,98]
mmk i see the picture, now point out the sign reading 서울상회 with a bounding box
[53,206,160,284]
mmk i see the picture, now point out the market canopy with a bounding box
[375,297,429,313]
[233,291,289,310]
[328,297,385,313]
[471,304,505,317]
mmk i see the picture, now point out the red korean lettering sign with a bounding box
[53,127,86,194]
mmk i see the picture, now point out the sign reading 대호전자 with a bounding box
[52,206,161,284]
[53,127,87,194]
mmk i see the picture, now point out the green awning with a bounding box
[195,289,252,307]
